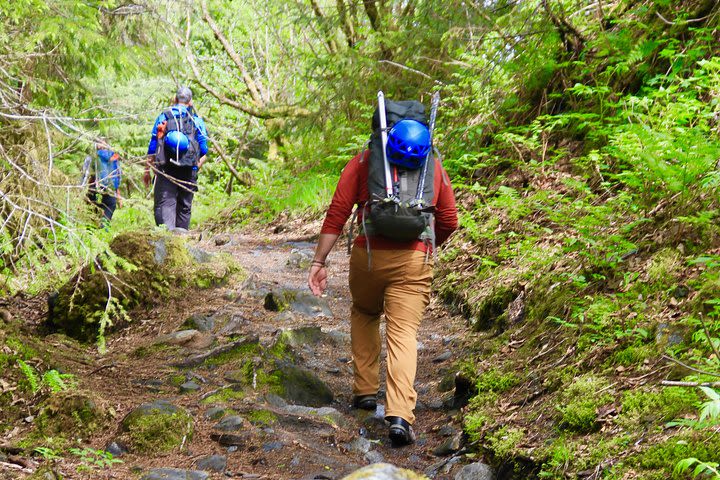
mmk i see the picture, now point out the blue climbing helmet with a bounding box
[386,119,431,169]
[165,130,189,152]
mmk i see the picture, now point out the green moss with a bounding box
[617,387,699,428]
[35,391,107,437]
[131,343,178,359]
[471,285,516,331]
[486,426,525,461]
[476,368,519,394]
[246,409,277,426]
[557,375,612,433]
[612,344,656,366]
[169,375,186,387]
[204,340,260,366]
[629,431,720,474]
[50,231,241,342]
[463,411,490,443]
[647,248,682,287]
[125,411,193,454]
[200,387,245,405]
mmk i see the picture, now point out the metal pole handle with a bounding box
[377,91,393,198]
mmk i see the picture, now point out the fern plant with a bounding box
[41,370,76,393]
[17,359,40,394]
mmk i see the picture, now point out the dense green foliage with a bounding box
[1,0,719,478]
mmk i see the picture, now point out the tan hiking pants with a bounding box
[348,247,432,424]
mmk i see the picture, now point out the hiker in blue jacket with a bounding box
[144,86,209,230]
[86,140,122,224]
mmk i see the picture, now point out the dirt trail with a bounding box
[18,229,473,479]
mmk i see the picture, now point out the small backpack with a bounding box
[155,107,201,168]
[362,97,437,244]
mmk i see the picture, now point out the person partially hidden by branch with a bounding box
[84,139,122,227]
[144,86,209,231]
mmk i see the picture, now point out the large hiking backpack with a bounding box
[155,107,201,168]
[362,96,437,244]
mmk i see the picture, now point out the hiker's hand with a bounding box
[117,196,123,209]
[308,264,327,296]
[143,169,151,189]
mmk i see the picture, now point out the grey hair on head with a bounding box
[176,86,192,103]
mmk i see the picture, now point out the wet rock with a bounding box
[214,415,245,432]
[438,425,458,437]
[204,407,228,420]
[283,405,345,427]
[454,462,495,480]
[340,463,426,479]
[120,400,194,454]
[451,373,477,409]
[218,314,249,336]
[276,325,325,346]
[346,437,372,454]
[287,249,313,269]
[180,381,201,393]
[140,468,209,480]
[264,289,333,317]
[214,235,231,246]
[433,432,463,456]
[273,363,334,406]
[136,378,165,393]
[262,441,284,452]
[655,322,686,347]
[184,314,215,333]
[364,451,384,464]
[432,350,452,363]
[196,454,227,473]
[187,245,213,263]
[105,441,128,457]
[173,335,259,368]
[327,330,351,345]
[156,330,199,346]
[265,393,288,408]
[211,431,252,447]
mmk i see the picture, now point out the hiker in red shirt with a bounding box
[308,95,458,447]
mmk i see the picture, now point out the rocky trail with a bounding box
[2,229,488,480]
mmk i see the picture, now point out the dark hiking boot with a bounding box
[352,394,377,411]
[386,416,416,447]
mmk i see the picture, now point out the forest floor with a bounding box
[1,221,475,480]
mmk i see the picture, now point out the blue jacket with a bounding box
[147,104,209,157]
[96,149,121,190]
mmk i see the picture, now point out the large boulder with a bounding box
[49,231,242,341]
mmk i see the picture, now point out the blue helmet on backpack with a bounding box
[386,119,431,169]
[165,130,189,152]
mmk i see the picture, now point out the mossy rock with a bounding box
[264,289,332,317]
[34,390,109,440]
[120,400,194,454]
[270,362,334,407]
[49,231,244,342]
[340,463,428,480]
[469,285,518,332]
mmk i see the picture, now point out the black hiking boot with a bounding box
[386,416,416,447]
[352,394,377,411]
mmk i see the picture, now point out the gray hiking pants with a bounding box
[153,165,197,230]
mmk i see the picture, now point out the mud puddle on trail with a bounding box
[28,230,473,480]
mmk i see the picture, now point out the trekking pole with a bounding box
[377,91,394,198]
[415,91,440,204]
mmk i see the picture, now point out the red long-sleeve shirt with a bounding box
[320,150,458,252]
